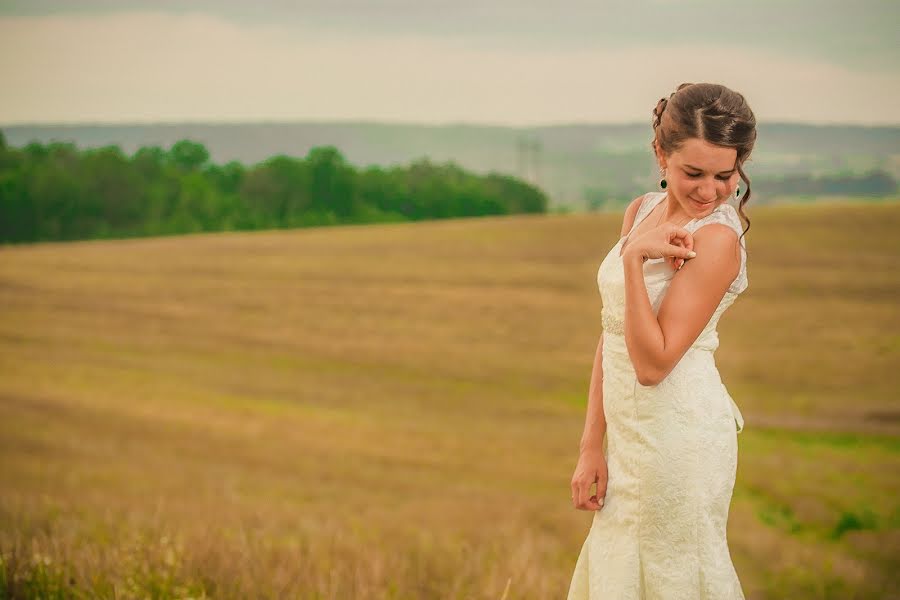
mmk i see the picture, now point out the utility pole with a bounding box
[516,134,542,187]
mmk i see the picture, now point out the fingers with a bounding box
[668,226,694,247]
[591,479,608,511]
[668,243,696,260]
[667,237,687,271]
[571,476,607,511]
[671,225,694,251]
[654,226,694,271]
[682,247,697,259]
[632,226,695,266]
[572,476,588,509]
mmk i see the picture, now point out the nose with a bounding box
[698,180,716,202]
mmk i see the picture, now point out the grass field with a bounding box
[1,199,898,599]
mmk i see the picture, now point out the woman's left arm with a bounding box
[622,223,741,386]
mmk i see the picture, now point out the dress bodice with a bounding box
[597,191,749,352]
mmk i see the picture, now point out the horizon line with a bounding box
[3,118,899,130]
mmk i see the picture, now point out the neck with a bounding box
[662,193,692,226]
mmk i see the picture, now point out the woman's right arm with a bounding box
[571,333,609,511]
[571,194,646,510]
[579,332,606,453]
[579,193,644,452]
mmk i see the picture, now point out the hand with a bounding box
[571,448,608,511]
[622,222,696,267]
[667,235,689,271]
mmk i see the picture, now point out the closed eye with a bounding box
[687,172,732,181]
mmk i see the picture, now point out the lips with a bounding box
[690,196,715,208]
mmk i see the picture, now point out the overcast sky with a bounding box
[1,1,897,126]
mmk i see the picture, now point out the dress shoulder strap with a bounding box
[686,201,745,240]
[627,192,667,236]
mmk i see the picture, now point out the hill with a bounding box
[4,121,898,209]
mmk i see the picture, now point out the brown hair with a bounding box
[650,82,757,240]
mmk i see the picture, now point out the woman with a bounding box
[566,82,756,599]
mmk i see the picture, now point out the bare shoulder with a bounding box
[690,223,741,272]
[693,221,739,246]
[620,193,649,237]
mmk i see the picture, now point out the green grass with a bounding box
[1,198,898,598]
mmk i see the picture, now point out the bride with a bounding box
[567,82,756,599]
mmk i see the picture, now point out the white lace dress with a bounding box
[567,191,747,599]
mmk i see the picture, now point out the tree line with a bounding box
[751,169,896,198]
[0,132,548,244]
[584,168,897,211]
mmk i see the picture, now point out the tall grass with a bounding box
[1,199,898,598]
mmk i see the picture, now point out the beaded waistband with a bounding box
[602,310,720,353]
[601,310,625,336]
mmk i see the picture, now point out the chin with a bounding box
[686,195,719,214]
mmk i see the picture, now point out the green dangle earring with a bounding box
[658,168,667,190]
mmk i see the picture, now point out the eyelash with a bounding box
[687,172,732,181]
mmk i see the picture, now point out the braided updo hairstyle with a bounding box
[651,82,757,239]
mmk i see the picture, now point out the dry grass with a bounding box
[0,198,898,598]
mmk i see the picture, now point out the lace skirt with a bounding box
[566,332,745,599]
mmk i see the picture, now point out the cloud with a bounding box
[0,11,897,125]
[2,0,898,70]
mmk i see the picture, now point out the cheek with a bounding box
[674,176,693,190]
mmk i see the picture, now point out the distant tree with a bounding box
[80,145,144,235]
[238,156,311,226]
[205,160,245,196]
[171,171,219,231]
[133,146,167,180]
[0,151,32,241]
[24,142,49,161]
[356,166,408,218]
[306,146,356,218]
[482,172,547,214]
[847,169,896,196]
[168,139,210,172]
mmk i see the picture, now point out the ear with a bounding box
[653,139,668,170]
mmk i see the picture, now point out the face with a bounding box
[655,137,741,218]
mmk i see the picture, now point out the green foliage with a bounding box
[0,138,549,244]
[0,551,73,600]
[0,545,211,599]
[756,501,805,535]
[168,139,210,172]
[831,508,879,539]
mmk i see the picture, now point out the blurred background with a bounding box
[0,1,898,598]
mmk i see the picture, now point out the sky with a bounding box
[0,0,898,126]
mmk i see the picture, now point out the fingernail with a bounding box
[687,251,697,258]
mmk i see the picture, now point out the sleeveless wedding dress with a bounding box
[566,191,747,599]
